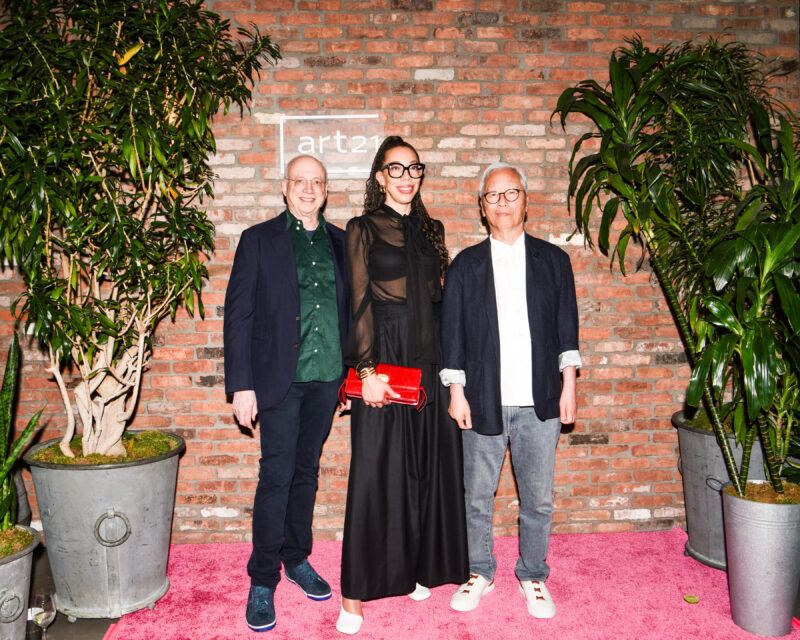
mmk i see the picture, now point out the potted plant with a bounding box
[0,333,43,640]
[554,36,800,635]
[0,0,279,619]
[699,110,800,637]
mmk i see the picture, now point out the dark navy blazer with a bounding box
[223,211,350,410]
[440,233,579,435]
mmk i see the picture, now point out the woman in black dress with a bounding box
[336,137,469,634]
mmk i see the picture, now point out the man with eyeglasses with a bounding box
[440,162,581,619]
[224,154,350,632]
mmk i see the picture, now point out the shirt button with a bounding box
[314,349,318,353]
[312,261,316,266]
[315,304,320,309]
[314,282,318,286]
[314,327,318,331]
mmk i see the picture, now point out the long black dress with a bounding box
[340,204,469,601]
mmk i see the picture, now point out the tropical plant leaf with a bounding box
[774,273,800,335]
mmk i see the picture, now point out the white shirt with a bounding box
[440,233,582,404]
[491,233,535,405]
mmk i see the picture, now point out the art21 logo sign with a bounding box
[279,114,384,178]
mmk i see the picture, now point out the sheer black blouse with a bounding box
[345,204,444,367]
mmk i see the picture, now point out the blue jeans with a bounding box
[247,379,340,588]
[462,406,561,582]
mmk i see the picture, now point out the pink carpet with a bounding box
[103,529,799,639]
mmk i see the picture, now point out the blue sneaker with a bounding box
[285,560,332,601]
[246,585,276,632]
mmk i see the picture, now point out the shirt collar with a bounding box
[286,210,326,234]
[489,231,526,254]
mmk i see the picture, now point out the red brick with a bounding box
[9,0,796,544]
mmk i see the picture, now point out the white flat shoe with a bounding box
[408,583,431,601]
[336,606,363,635]
[450,574,495,612]
[519,580,556,618]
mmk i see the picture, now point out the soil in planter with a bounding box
[724,481,800,505]
[684,409,735,434]
[31,430,177,465]
[0,526,33,558]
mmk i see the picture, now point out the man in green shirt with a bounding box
[224,155,350,632]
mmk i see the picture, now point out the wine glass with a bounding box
[29,588,56,639]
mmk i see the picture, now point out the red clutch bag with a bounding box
[338,364,427,411]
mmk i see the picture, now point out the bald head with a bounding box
[282,155,328,226]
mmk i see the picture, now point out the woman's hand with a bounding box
[361,373,400,408]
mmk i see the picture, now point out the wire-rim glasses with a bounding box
[286,177,326,191]
[482,188,522,204]
[381,162,425,179]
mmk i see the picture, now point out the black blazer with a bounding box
[441,234,579,435]
[223,211,350,410]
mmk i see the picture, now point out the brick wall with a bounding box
[3,0,798,543]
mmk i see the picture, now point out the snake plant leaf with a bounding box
[0,409,42,487]
[0,492,12,525]
[0,333,20,459]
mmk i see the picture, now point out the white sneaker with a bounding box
[408,583,431,601]
[519,580,556,618]
[450,573,495,612]
[336,606,363,635]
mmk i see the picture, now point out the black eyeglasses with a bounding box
[381,162,425,179]
[482,188,522,204]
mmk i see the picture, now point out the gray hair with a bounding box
[478,162,527,195]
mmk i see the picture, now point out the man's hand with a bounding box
[448,384,472,430]
[560,366,577,424]
[361,373,400,408]
[232,390,258,429]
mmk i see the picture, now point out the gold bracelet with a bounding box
[358,366,376,380]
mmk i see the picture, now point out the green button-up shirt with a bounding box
[287,211,343,383]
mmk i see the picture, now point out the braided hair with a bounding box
[364,136,450,275]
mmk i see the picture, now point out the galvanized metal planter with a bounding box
[0,525,39,640]
[722,481,800,637]
[673,411,764,570]
[24,432,185,620]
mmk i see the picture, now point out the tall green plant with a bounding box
[689,112,800,494]
[0,0,280,457]
[553,35,796,496]
[0,334,43,532]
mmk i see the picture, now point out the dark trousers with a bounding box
[247,379,340,588]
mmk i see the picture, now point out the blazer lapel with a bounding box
[469,238,501,360]
[267,211,300,307]
[525,233,542,336]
